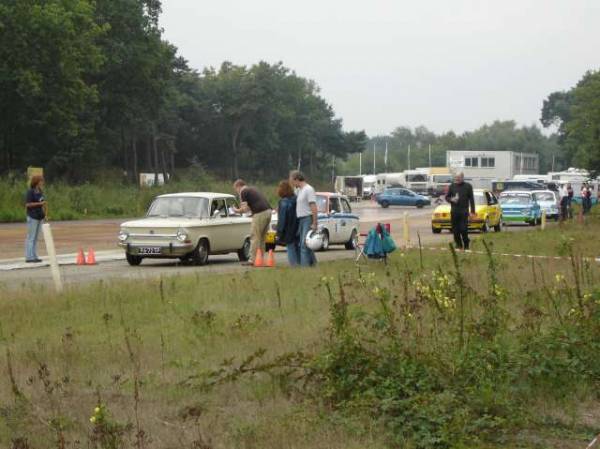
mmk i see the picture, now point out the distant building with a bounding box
[446,150,539,188]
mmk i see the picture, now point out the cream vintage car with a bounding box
[118,192,251,266]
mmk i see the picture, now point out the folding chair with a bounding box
[355,223,390,264]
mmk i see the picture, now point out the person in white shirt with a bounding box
[559,184,570,221]
[289,170,318,266]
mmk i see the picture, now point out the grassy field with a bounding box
[0,170,281,223]
[0,221,599,448]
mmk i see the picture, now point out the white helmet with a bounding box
[305,230,324,251]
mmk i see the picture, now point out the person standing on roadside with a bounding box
[232,179,272,266]
[567,183,574,219]
[559,183,570,221]
[289,170,318,266]
[24,175,47,263]
[445,172,476,250]
[275,180,300,266]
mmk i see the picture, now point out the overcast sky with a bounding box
[160,0,600,136]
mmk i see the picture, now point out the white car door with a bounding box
[206,198,231,252]
[226,197,251,250]
[339,198,356,242]
[328,197,343,242]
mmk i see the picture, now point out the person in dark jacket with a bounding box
[445,172,476,250]
[275,180,300,266]
[24,175,47,263]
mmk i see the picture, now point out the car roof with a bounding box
[316,192,347,199]
[500,190,533,195]
[531,190,555,194]
[156,192,235,200]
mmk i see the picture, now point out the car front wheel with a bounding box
[380,200,390,208]
[320,230,330,251]
[493,220,502,232]
[482,219,489,233]
[345,229,358,250]
[238,238,251,262]
[126,253,143,266]
[191,239,210,265]
[416,201,424,208]
[432,227,442,234]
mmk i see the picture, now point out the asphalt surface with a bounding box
[0,202,532,290]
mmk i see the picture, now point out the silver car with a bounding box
[532,190,560,221]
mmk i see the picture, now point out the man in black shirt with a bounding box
[445,172,476,250]
[233,179,272,265]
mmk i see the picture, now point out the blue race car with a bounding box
[376,188,431,208]
[499,191,541,226]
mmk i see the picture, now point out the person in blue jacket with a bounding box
[276,180,300,266]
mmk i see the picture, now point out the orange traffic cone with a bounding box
[76,248,86,265]
[86,247,97,265]
[266,249,275,267]
[254,249,264,267]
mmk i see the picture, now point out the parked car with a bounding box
[118,192,251,266]
[265,192,359,251]
[431,189,502,234]
[499,191,541,226]
[532,190,560,221]
[375,188,431,208]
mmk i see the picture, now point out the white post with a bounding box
[429,144,432,168]
[359,152,362,176]
[407,145,411,170]
[373,142,376,174]
[403,211,410,248]
[384,141,388,173]
[42,223,63,293]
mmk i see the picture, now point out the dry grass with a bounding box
[0,220,599,448]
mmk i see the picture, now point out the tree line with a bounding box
[341,67,600,177]
[340,121,561,175]
[0,0,366,183]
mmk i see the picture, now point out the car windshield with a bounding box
[147,197,209,218]
[500,194,532,205]
[474,193,487,205]
[535,192,555,202]
[433,175,452,183]
[316,195,328,213]
[406,174,428,182]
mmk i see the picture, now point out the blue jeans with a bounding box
[286,241,300,266]
[298,216,317,267]
[25,216,42,261]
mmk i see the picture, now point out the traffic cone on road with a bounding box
[76,248,86,265]
[266,249,275,267]
[86,247,97,265]
[254,249,264,267]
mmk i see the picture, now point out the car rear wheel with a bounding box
[191,239,209,265]
[432,227,442,234]
[380,200,390,208]
[345,229,358,250]
[528,220,536,227]
[320,230,330,251]
[126,253,143,266]
[238,238,251,262]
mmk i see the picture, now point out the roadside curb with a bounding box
[0,251,125,271]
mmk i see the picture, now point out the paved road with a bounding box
[0,202,533,289]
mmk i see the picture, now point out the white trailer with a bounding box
[334,176,364,201]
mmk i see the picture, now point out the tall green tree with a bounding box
[0,0,104,177]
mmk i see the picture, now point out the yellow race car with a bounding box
[431,189,502,234]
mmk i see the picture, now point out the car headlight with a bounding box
[176,228,188,242]
[118,230,129,242]
[522,208,531,215]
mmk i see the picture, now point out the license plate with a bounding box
[138,247,161,255]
